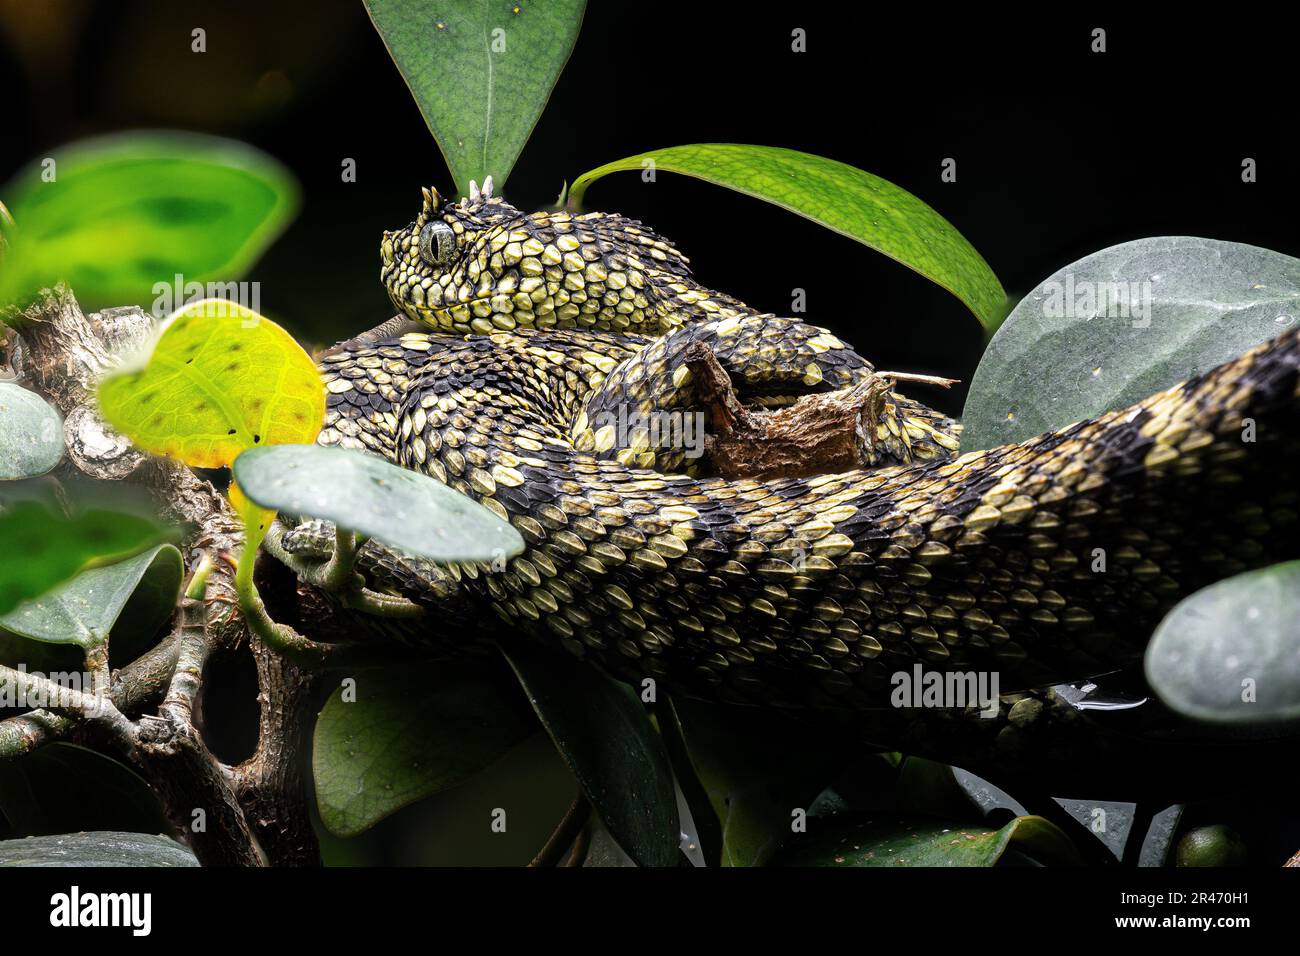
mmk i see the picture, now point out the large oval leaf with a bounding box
[0,131,297,310]
[0,544,181,650]
[233,444,523,563]
[1145,561,1300,727]
[0,832,197,867]
[503,639,679,867]
[0,383,63,479]
[97,299,324,469]
[313,664,535,838]
[364,0,586,199]
[568,144,1006,331]
[772,814,1081,867]
[0,501,171,615]
[0,743,170,838]
[962,237,1300,450]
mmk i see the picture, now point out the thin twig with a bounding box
[161,554,216,722]
[563,822,593,867]
[529,793,592,867]
[0,663,135,753]
[0,710,72,759]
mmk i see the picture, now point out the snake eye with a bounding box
[418,221,456,266]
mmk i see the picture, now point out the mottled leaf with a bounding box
[365,0,586,198]
[97,299,324,469]
[962,237,1300,450]
[1145,561,1300,727]
[503,640,679,867]
[0,383,63,479]
[313,664,535,838]
[568,143,1006,331]
[0,131,297,310]
[233,444,523,563]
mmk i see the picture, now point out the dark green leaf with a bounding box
[961,237,1300,450]
[234,444,523,563]
[313,663,535,838]
[773,814,1082,867]
[568,144,1006,331]
[1145,561,1300,727]
[364,0,586,198]
[896,756,984,819]
[1,131,298,310]
[0,383,63,479]
[0,744,170,838]
[667,695,848,867]
[0,501,172,615]
[503,640,679,867]
[0,831,196,867]
[0,544,181,650]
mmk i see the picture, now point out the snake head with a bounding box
[381,179,700,335]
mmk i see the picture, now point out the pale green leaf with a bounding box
[962,237,1300,450]
[0,383,63,479]
[233,444,524,563]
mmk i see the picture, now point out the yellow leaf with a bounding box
[97,298,324,468]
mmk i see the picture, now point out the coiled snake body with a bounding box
[314,182,1300,713]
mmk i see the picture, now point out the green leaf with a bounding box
[0,383,63,479]
[364,0,587,198]
[313,664,535,838]
[233,444,524,564]
[0,131,298,310]
[97,299,325,469]
[0,544,181,651]
[568,143,1006,331]
[961,237,1300,450]
[0,744,170,838]
[0,501,172,615]
[772,814,1082,867]
[0,832,197,867]
[896,756,985,820]
[1145,561,1300,727]
[502,640,679,867]
[666,695,848,867]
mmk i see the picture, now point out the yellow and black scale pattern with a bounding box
[314,182,1300,711]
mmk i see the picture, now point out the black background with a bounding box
[4,1,1297,421]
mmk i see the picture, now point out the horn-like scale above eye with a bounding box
[418,221,456,266]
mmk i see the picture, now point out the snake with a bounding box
[309,178,1300,715]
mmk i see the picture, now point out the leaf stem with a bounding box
[529,793,591,867]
